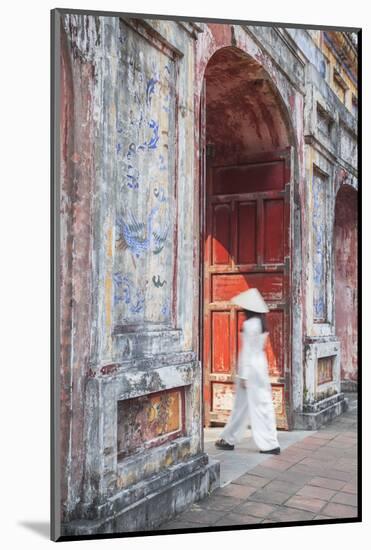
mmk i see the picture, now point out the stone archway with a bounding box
[201,46,294,430]
[334,184,358,391]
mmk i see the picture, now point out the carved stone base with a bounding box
[293,393,349,430]
[341,380,358,393]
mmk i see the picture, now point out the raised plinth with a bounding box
[293,392,349,430]
[60,453,220,538]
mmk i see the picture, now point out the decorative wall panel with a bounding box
[312,170,328,322]
[212,382,235,411]
[317,356,333,385]
[113,20,177,327]
[117,387,184,459]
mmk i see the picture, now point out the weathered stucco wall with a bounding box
[298,30,358,425]
[58,14,220,535]
[60,20,95,519]
[334,185,358,387]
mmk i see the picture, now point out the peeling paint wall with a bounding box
[334,185,358,385]
[60,19,95,518]
[300,29,358,410]
[59,14,210,532]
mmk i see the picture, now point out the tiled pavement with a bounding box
[156,395,358,531]
[204,425,314,487]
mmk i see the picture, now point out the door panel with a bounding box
[212,204,231,265]
[203,152,291,429]
[211,273,284,302]
[211,311,231,373]
[263,199,285,263]
[213,161,286,194]
[237,202,257,264]
[212,382,234,414]
[266,309,285,377]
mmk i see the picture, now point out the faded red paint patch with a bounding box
[100,364,119,376]
[209,23,233,47]
[334,185,358,382]
[59,23,95,520]
[71,152,81,163]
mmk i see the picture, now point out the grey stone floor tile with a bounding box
[267,506,316,522]
[178,508,225,525]
[214,513,262,526]
[248,488,290,505]
[197,494,242,512]
[235,501,277,518]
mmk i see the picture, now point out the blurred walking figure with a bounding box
[215,288,280,455]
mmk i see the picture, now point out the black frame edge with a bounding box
[51,7,62,543]
[54,7,361,33]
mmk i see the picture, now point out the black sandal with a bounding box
[215,439,235,450]
[259,447,280,455]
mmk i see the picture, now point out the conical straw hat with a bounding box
[231,288,269,313]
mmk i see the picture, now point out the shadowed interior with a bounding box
[205,47,290,155]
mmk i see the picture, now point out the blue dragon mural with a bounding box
[116,118,160,190]
[113,272,147,314]
[116,205,170,258]
[113,61,174,323]
[146,77,159,106]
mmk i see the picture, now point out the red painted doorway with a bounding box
[200,47,293,430]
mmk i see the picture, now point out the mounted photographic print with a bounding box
[51,7,361,541]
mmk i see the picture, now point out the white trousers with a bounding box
[220,380,279,451]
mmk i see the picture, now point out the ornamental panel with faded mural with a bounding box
[114,20,176,327]
[312,171,328,322]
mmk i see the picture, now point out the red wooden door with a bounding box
[203,150,291,429]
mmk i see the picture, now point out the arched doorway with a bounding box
[334,185,358,391]
[201,47,293,430]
